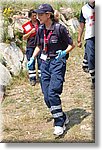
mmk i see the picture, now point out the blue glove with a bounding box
[55,50,66,60]
[27,57,34,69]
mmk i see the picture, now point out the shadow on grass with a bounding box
[55,108,91,139]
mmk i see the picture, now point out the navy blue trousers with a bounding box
[86,37,95,83]
[40,57,66,127]
[83,43,88,69]
[26,47,41,81]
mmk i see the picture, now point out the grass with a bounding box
[6,70,28,89]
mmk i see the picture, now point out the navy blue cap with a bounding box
[35,4,54,14]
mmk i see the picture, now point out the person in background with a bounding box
[77,0,95,88]
[27,4,75,136]
[23,9,41,86]
[54,10,60,23]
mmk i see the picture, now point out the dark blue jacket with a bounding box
[36,22,73,56]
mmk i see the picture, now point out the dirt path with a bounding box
[1,49,95,143]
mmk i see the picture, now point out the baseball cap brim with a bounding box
[35,9,46,14]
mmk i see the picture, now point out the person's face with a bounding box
[38,13,51,24]
[30,13,37,22]
[54,13,60,22]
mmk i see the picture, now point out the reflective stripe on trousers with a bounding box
[28,70,36,79]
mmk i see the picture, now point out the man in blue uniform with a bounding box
[23,9,41,86]
[27,4,75,136]
[78,0,95,88]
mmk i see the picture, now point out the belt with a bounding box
[41,53,57,61]
[47,54,57,60]
[47,56,56,60]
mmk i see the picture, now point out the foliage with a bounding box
[3,6,14,43]
[3,7,14,17]
[69,1,85,19]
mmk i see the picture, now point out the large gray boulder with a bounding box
[0,63,12,102]
[67,18,79,33]
[60,7,73,20]
[0,63,12,86]
[13,17,29,33]
[0,42,24,76]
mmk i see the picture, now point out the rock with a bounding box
[60,14,79,33]
[14,17,29,33]
[0,85,5,103]
[0,42,24,76]
[22,9,29,18]
[60,7,73,20]
[8,25,14,39]
[0,63,12,102]
[0,53,7,66]
[67,18,79,33]
[22,54,27,70]
[0,63,12,86]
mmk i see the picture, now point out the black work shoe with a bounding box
[30,80,36,86]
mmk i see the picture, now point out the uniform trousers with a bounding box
[40,57,67,127]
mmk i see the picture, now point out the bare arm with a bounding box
[23,28,36,40]
[65,43,75,54]
[77,23,85,47]
[32,46,40,58]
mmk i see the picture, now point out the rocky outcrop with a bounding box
[0,42,24,76]
[67,18,79,33]
[0,63,12,103]
[0,42,24,102]
[60,11,79,34]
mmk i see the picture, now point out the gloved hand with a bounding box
[55,50,66,60]
[27,57,34,69]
